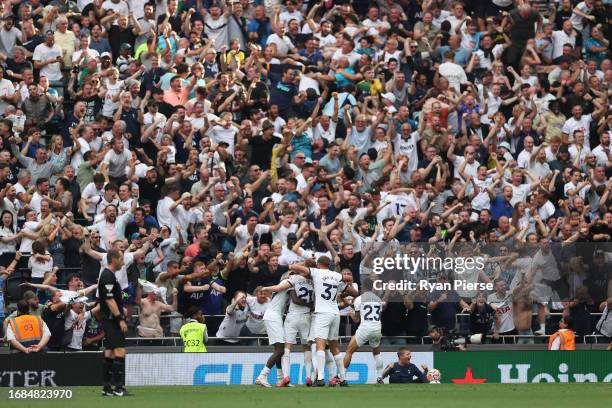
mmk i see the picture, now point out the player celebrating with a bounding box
[283,273,314,385]
[257,273,298,387]
[343,278,385,384]
[289,257,352,387]
[98,250,129,396]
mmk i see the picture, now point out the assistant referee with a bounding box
[98,249,129,396]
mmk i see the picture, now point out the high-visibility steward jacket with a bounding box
[547,329,575,350]
[180,320,207,352]
[8,315,44,347]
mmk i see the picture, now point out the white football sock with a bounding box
[334,353,346,381]
[304,350,312,379]
[325,350,336,378]
[277,368,283,379]
[316,351,325,380]
[540,323,546,332]
[259,366,270,378]
[310,344,318,373]
[281,348,291,378]
[374,354,383,378]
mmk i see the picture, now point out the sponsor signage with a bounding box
[435,351,612,383]
[126,352,434,386]
[0,353,102,387]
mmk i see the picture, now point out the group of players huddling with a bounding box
[255,256,387,387]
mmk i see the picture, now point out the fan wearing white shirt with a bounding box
[592,132,611,166]
[266,25,297,58]
[447,142,480,182]
[528,143,552,181]
[561,105,601,150]
[272,211,298,245]
[444,2,468,33]
[504,168,540,206]
[535,191,556,221]
[517,136,536,169]
[71,34,100,67]
[472,34,508,71]
[156,186,181,233]
[461,165,494,213]
[230,213,282,254]
[568,130,591,168]
[206,112,238,154]
[438,50,467,93]
[278,0,303,29]
[564,169,591,204]
[551,20,577,60]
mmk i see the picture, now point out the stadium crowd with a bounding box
[0,0,612,352]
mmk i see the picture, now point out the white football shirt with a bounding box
[354,292,384,330]
[287,275,314,315]
[263,274,298,322]
[310,267,345,315]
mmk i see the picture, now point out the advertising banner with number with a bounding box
[126,352,434,386]
[434,351,612,384]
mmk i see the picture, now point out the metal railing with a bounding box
[121,334,609,347]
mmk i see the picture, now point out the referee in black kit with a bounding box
[98,250,129,396]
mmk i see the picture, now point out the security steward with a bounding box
[548,316,576,350]
[180,306,208,352]
[6,299,51,353]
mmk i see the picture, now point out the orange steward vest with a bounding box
[9,315,44,344]
[547,329,575,350]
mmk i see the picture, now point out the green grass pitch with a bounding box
[4,384,611,408]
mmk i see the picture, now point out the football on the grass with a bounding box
[427,368,441,383]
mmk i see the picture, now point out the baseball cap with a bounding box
[381,92,396,104]
[287,232,298,241]
[100,52,112,59]
[498,141,511,150]
[558,145,569,153]
[120,43,132,51]
[146,165,157,173]
[70,296,89,305]
[217,141,230,147]
[261,196,273,207]
[131,232,142,240]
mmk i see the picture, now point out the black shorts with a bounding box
[102,319,126,349]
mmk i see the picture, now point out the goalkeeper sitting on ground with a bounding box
[381,347,429,383]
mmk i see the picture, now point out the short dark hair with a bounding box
[186,306,202,319]
[56,177,70,191]
[17,299,29,315]
[66,273,81,285]
[93,173,105,184]
[107,249,123,265]
[105,182,118,192]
